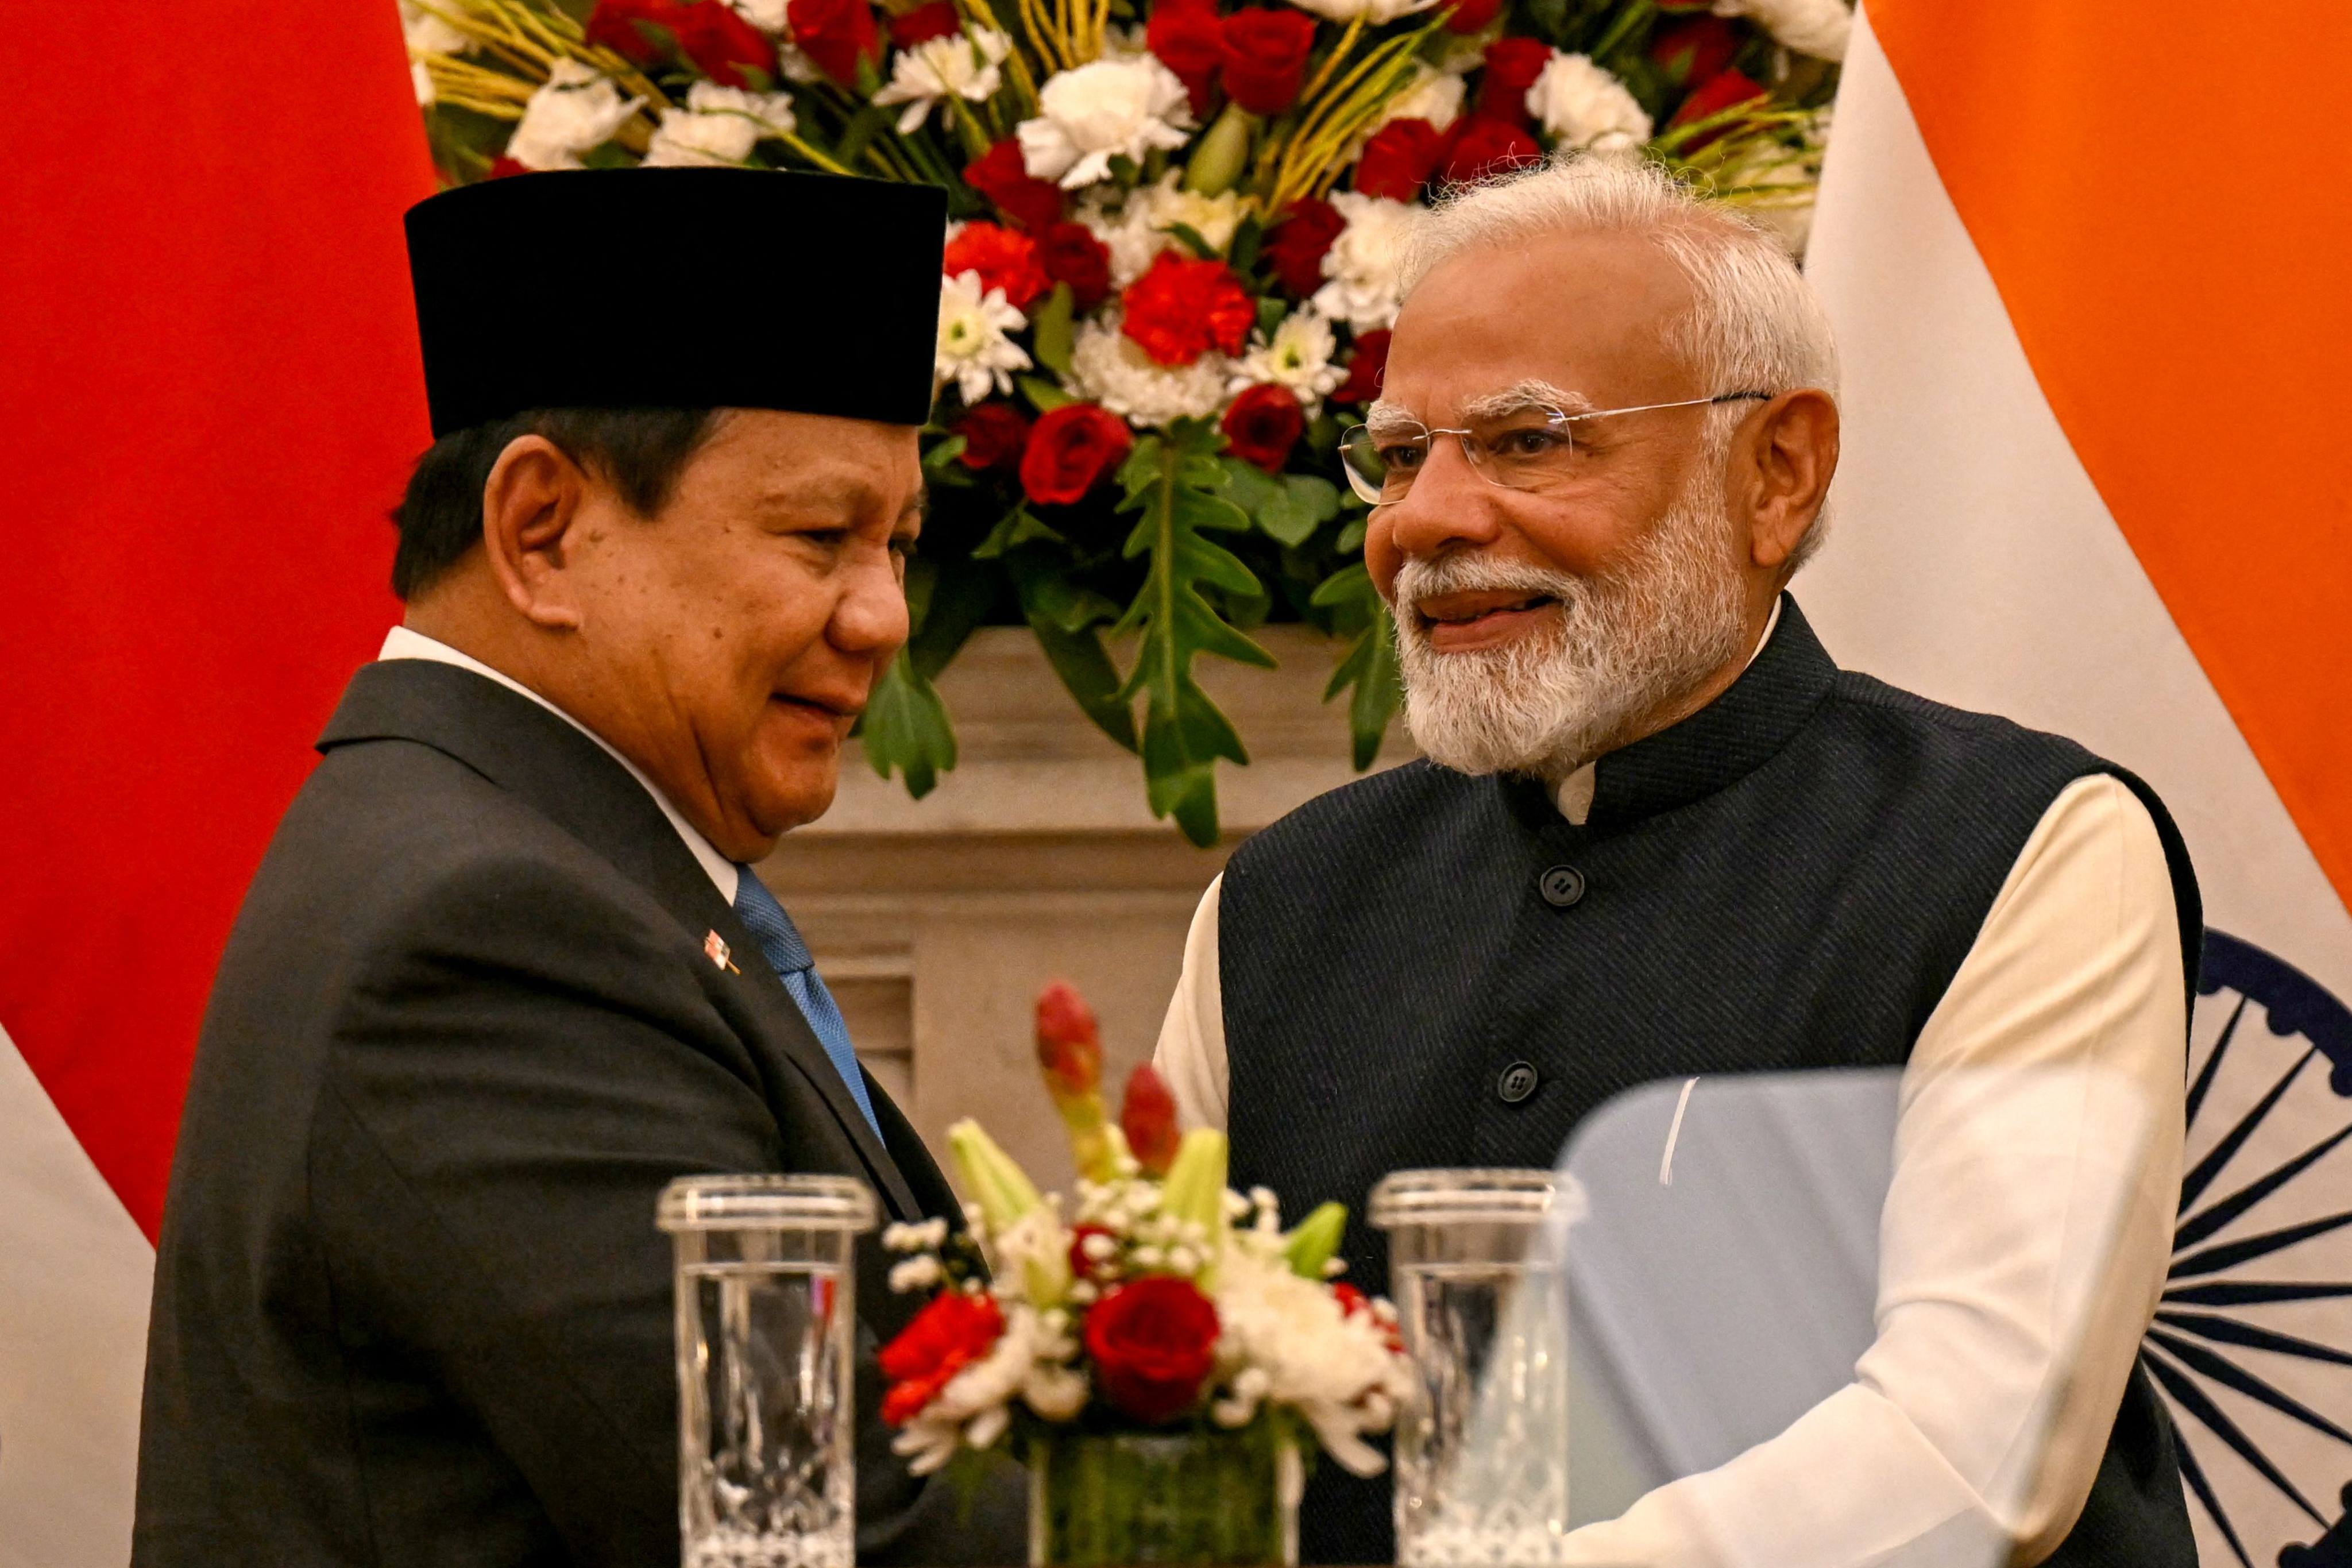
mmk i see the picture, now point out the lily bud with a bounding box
[947,1118,1042,1233]
[1283,1200,1348,1280]
[1184,103,1257,198]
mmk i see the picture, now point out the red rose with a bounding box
[1219,9,1318,117]
[953,403,1032,470]
[1020,404,1134,505]
[667,0,779,86]
[1476,36,1552,123]
[1069,1223,1121,1281]
[584,0,681,66]
[788,0,883,86]
[1148,0,1227,117]
[1654,0,1713,10]
[879,1289,1004,1424]
[1221,384,1305,473]
[1333,327,1389,404]
[1264,198,1345,296]
[1669,68,1768,149]
[1649,16,1737,87]
[890,0,962,45]
[1121,250,1254,367]
[1440,114,1542,187]
[1040,221,1114,310]
[1084,1276,1220,1424]
[488,155,531,179]
[944,221,1051,310]
[965,139,1065,234]
[1353,117,1445,202]
[1440,0,1500,31]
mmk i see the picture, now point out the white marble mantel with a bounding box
[756,624,1413,1192]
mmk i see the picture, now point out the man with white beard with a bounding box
[1153,159,2201,1568]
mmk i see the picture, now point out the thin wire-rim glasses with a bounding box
[1337,392,1772,505]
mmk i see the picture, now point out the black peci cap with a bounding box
[404,168,946,437]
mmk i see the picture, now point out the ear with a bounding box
[1733,389,1840,576]
[479,435,593,630]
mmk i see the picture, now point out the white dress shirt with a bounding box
[377,627,740,903]
[1153,760,2184,1565]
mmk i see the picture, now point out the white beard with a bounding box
[1392,480,1752,780]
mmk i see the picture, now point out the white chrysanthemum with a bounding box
[642,82,797,166]
[937,271,1033,403]
[401,1,468,56]
[1069,315,1230,428]
[1311,192,1419,334]
[1018,57,1194,190]
[1370,63,1466,134]
[1282,0,1439,21]
[1714,0,1850,61]
[874,29,1013,133]
[504,60,646,172]
[1234,311,1345,416]
[1081,172,1248,287]
[1210,1247,1411,1478]
[1525,52,1651,151]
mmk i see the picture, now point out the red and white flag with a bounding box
[0,10,430,1561]
[1803,5,2352,1562]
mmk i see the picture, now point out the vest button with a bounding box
[1497,1060,1539,1104]
[1538,864,1586,907]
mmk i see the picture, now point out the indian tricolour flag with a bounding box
[1801,4,2352,1563]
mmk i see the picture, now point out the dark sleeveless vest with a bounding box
[1222,597,2202,1567]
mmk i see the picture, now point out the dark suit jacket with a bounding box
[133,658,1021,1566]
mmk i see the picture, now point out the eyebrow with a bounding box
[1457,379,1597,421]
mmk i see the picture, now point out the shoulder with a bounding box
[1228,759,1486,880]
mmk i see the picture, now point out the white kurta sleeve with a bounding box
[1153,874,1230,1132]
[1557,773,2188,1568]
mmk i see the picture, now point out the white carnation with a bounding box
[1211,1248,1411,1478]
[874,29,1013,134]
[1714,0,1850,61]
[504,60,645,172]
[1525,52,1651,151]
[1372,63,1466,134]
[401,1,468,57]
[1018,57,1195,191]
[1234,311,1345,416]
[1282,0,1439,21]
[1070,315,1230,428]
[1082,171,1247,287]
[937,271,1033,404]
[642,82,797,167]
[1311,192,1419,335]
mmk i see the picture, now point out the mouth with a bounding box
[1412,589,1562,649]
[770,692,863,727]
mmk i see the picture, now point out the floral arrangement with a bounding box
[405,0,1844,843]
[874,979,1409,1480]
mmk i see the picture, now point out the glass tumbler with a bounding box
[658,1173,879,1568]
[1370,1168,1581,1567]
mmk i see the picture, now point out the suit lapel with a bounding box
[318,658,925,1222]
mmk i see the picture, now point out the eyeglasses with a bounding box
[1336,392,1772,505]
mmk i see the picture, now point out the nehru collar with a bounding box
[1505,593,1837,836]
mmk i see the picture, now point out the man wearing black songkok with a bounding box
[132,168,1020,1566]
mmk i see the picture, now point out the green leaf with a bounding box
[907,557,998,682]
[1258,474,1341,547]
[1254,296,1287,340]
[861,650,959,799]
[1010,557,1140,754]
[1163,221,1218,260]
[1032,283,1076,377]
[1018,375,1075,412]
[1227,212,1265,276]
[1110,420,1279,845]
[921,432,970,473]
[1311,563,1401,771]
[973,505,1065,560]
[1336,516,1368,554]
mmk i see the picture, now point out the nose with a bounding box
[826,550,911,661]
[1368,434,1506,579]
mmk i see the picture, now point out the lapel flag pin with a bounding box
[705,931,739,973]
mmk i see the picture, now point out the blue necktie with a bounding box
[731,869,882,1138]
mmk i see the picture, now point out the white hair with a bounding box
[1399,155,1840,570]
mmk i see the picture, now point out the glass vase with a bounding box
[1028,1422,1300,1567]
